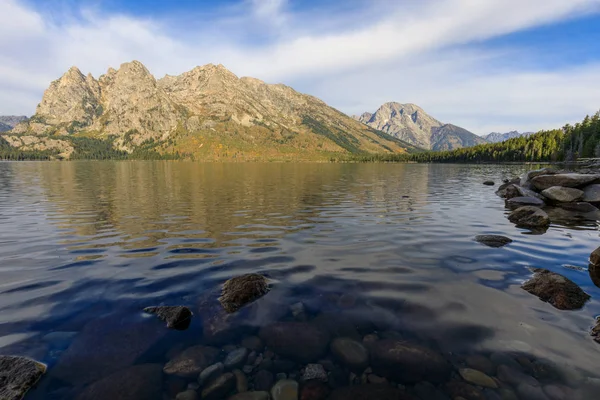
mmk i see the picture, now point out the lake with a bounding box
[1,161,599,400]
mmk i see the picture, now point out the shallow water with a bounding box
[1,161,600,399]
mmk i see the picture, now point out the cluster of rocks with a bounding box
[494,168,600,230]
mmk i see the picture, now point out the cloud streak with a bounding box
[1,0,600,134]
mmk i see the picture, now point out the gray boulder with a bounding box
[541,186,584,203]
[582,184,600,202]
[506,197,545,209]
[520,168,558,186]
[531,173,599,190]
[508,206,550,229]
[0,356,46,400]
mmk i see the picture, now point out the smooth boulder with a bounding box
[582,184,600,202]
[143,305,192,329]
[474,235,513,248]
[270,379,298,400]
[0,356,46,400]
[219,274,269,313]
[201,373,236,400]
[541,186,584,203]
[259,322,330,363]
[370,339,451,383]
[508,206,550,229]
[228,392,271,400]
[330,337,370,372]
[520,168,557,187]
[531,174,599,191]
[522,268,591,310]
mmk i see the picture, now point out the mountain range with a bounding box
[353,103,487,151]
[0,116,28,132]
[482,131,535,143]
[5,61,420,160]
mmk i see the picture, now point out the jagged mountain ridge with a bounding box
[354,102,487,151]
[10,61,419,160]
[0,116,28,132]
[483,131,535,143]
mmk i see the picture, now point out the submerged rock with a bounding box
[330,337,370,372]
[445,381,485,400]
[228,392,271,400]
[370,339,451,383]
[219,274,269,313]
[143,305,192,329]
[76,364,163,400]
[0,356,46,400]
[459,368,498,388]
[201,372,236,400]
[329,384,416,400]
[259,322,330,363]
[531,174,599,191]
[474,235,513,248]
[164,345,220,378]
[302,364,328,382]
[506,197,545,209]
[558,202,599,213]
[271,379,298,400]
[521,268,591,310]
[541,186,584,203]
[508,206,550,229]
[224,348,249,370]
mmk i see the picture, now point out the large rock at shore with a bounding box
[531,174,599,191]
[163,345,220,378]
[508,206,550,229]
[541,186,584,203]
[496,183,521,199]
[259,322,330,363]
[370,339,451,383]
[559,202,599,213]
[76,364,163,400]
[522,268,591,310]
[520,168,557,186]
[582,184,600,202]
[506,197,545,209]
[143,305,192,329]
[329,384,417,400]
[590,246,600,268]
[591,318,600,344]
[0,356,46,400]
[219,274,269,313]
[517,186,545,200]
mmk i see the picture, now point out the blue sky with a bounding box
[2,0,600,134]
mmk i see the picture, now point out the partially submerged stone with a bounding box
[531,174,599,191]
[559,202,599,213]
[506,197,545,209]
[508,206,550,229]
[590,246,600,267]
[219,274,269,313]
[143,305,192,329]
[483,180,495,186]
[522,268,591,310]
[474,235,513,248]
[497,184,521,199]
[541,186,584,203]
[0,356,46,400]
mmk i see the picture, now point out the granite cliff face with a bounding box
[11,61,417,159]
[354,102,487,151]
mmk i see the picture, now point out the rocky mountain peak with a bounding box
[357,102,485,150]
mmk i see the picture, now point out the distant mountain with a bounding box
[6,61,418,160]
[0,116,28,132]
[483,131,535,143]
[354,102,487,151]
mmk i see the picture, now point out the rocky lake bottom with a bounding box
[1,161,600,400]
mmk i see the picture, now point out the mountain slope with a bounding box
[9,62,418,160]
[483,131,535,143]
[0,116,28,132]
[355,102,487,150]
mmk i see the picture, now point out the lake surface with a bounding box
[1,161,600,400]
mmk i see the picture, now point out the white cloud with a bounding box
[0,0,599,134]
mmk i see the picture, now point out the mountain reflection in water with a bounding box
[0,161,599,399]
